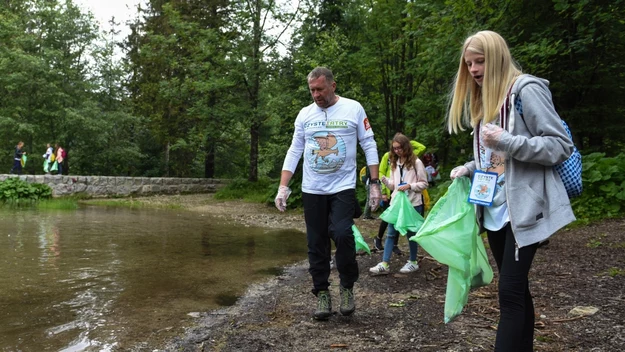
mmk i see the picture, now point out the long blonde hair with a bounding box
[447,30,522,134]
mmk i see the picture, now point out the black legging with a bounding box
[487,224,539,352]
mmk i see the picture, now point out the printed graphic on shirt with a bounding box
[326,120,348,129]
[479,128,507,195]
[363,117,371,130]
[306,132,346,174]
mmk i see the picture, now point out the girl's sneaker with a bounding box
[369,262,390,275]
[399,261,419,273]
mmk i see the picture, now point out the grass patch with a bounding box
[214,178,276,203]
[535,335,553,343]
[37,199,79,210]
[586,233,607,248]
[604,267,625,277]
[80,198,183,210]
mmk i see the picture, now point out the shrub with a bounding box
[0,177,53,203]
[215,177,279,204]
[571,153,625,224]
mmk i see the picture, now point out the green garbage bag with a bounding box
[411,177,493,323]
[50,160,58,172]
[43,159,49,173]
[379,191,424,235]
[351,225,371,255]
[21,154,27,167]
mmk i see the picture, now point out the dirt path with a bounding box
[126,194,625,352]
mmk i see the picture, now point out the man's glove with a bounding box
[450,166,469,180]
[481,123,505,149]
[274,185,291,212]
[369,182,382,212]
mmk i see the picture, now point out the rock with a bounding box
[568,306,599,317]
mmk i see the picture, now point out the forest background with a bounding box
[1,0,624,220]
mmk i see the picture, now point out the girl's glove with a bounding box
[380,176,389,186]
[481,123,505,149]
[274,185,292,212]
[450,166,469,180]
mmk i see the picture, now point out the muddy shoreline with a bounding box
[118,194,625,352]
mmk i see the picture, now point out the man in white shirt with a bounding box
[275,67,382,320]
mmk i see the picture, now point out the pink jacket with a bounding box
[384,158,428,206]
[56,148,64,163]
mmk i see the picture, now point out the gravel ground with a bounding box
[117,194,625,352]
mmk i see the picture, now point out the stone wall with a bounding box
[0,174,228,197]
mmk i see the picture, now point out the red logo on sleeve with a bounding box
[363,117,371,130]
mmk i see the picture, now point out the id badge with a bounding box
[468,171,498,206]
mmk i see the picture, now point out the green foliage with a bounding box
[571,153,625,224]
[0,178,52,203]
[214,178,278,204]
[427,179,453,207]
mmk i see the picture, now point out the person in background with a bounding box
[424,162,439,186]
[10,141,26,175]
[447,30,575,351]
[369,133,428,275]
[374,139,426,253]
[55,144,64,175]
[42,143,54,174]
[274,67,381,321]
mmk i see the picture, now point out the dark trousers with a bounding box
[487,223,539,352]
[303,189,358,295]
[57,161,63,175]
[10,160,22,175]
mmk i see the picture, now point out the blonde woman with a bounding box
[447,30,575,351]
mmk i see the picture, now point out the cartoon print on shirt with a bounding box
[312,134,338,162]
[306,131,346,174]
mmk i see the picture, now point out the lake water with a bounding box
[0,205,307,351]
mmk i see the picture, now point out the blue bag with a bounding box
[553,120,583,198]
[514,96,582,198]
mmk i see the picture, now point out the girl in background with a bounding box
[10,142,26,175]
[369,133,428,275]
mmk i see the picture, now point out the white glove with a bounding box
[380,176,390,187]
[274,185,291,212]
[369,183,382,212]
[481,123,505,149]
[450,166,469,180]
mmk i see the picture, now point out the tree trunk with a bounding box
[204,140,215,178]
[249,123,259,181]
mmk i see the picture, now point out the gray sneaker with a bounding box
[314,290,332,320]
[339,286,355,316]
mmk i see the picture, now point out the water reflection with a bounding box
[0,206,306,351]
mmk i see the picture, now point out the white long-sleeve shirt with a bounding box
[282,97,379,195]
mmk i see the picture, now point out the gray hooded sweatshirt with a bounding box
[463,74,576,248]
